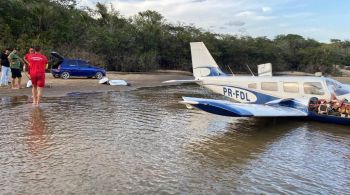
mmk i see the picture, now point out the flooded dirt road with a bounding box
[0,85,349,194]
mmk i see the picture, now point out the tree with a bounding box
[0,0,348,74]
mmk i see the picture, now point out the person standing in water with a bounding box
[0,48,11,87]
[28,46,48,106]
[23,47,34,74]
[8,48,24,89]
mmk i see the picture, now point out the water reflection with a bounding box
[0,95,29,109]
[25,108,48,155]
[187,118,300,165]
[1,96,11,105]
[0,86,348,194]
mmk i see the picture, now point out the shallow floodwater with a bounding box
[0,85,349,194]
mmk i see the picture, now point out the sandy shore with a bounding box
[0,71,349,98]
[0,71,193,98]
[333,77,350,84]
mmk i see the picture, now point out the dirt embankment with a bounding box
[0,71,193,98]
[0,71,349,98]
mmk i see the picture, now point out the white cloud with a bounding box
[283,12,314,18]
[78,0,95,7]
[236,11,255,17]
[107,0,276,29]
[225,21,245,27]
[77,0,349,42]
[262,6,272,12]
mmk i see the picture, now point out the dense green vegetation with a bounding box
[1,0,350,74]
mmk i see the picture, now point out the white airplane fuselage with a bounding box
[186,41,350,104]
[166,42,350,125]
[198,75,350,104]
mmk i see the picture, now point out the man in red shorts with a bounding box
[28,46,48,106]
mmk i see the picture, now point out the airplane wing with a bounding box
[180,97,308,117]
[162,80,202,84]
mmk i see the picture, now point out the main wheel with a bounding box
[95,72,103,79]
[61,72,70,79]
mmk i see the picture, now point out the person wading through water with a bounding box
[8,48,24,89]
[28,46,48,106]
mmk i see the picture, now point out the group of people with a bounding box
[0,48,23,88]
[0,46,48,105]
[309,97,350,117]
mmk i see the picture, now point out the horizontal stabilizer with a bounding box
[162,80,202,84]
[109,80,128,86]
[181,97,308,117]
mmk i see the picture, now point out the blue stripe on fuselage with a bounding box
[234,87,278,104]
[205,84,279,104]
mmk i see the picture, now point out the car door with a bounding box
[77,60,94,77]
[64,59,79,76]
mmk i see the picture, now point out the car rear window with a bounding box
[77,60,91,67]
[65,60,77,66]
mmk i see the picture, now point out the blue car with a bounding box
[51,52,106,79]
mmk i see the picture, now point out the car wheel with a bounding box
[53,74,60,78]
[95,72,103,79]
[61,72,70,79]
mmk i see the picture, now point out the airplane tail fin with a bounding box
[190,42,226,79]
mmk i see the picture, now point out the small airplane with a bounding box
[164,42,350,125]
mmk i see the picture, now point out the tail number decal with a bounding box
[223,87,257,103]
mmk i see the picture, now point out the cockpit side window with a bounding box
[283,82,299,93]
[304,82,325,95]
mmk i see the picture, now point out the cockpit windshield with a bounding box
[326,78,350,96]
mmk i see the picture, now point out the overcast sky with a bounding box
[78,0,350,42]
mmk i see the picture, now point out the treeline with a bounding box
[1,0,350,74]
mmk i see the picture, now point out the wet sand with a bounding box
[0,71,193,97]
[0,71,349,98]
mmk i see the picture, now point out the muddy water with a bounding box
[0,85,349,194]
